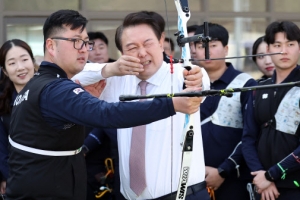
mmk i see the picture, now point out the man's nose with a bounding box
[138,47,147,58]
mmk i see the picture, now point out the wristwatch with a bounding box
[218,167,228,178]
[264,170,274,182]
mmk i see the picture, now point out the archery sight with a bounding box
[171,22,283,63]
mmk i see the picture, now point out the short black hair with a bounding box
[88,32,109,45]
[194,23,229,46]
[265,21,300,45]
[43,9,88,51]
[252,36,265,63]
[115,11,163,52]
[141,11,165,33]
[164,37,174,51]
[187,25,199,34]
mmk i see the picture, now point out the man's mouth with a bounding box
[280,58,289,62]
[77,57,86,62]
[141,60,151,66]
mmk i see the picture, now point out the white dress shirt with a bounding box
[71,63,105,86]
[99,62,209,199]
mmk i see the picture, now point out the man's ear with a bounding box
[224,45,229,56]
[45,38,56,57]
[161,32,165,41]
[159,32,165,49]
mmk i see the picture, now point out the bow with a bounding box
[173,1,195,199]
[173,1,209,199]
[120,1,284,199]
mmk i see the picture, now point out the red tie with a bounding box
[129,81,148,196]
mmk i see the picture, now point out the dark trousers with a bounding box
[277,188,300,200]
[214,178,249,200]
[86,183,112,200]
[154,181,210,200]
[185,187,211,200]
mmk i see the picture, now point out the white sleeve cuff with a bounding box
[71,63,106,86]
[201,67,210,103]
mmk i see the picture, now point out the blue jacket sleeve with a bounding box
[219,142,242,175]
[40,79,176,129]
[268,143,300,180]
[242,93,264,172]
[84,128,104,153]
[0,118,9,181]
[219,79,258,173]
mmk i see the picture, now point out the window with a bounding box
[4,0,79,11]
[209,0,266,12]
[86,0,201,11]
[274,0,300,12]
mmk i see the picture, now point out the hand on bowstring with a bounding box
[172,87,202,114]
[183,65,203,88]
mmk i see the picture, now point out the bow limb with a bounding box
[174,1,196,200]
[175,0,193,68]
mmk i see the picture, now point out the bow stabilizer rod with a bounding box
[119,81,300,101]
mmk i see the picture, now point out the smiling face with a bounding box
[121,24,164,80]
[255,42,275,77]
[4,46,35,92]
[45,25,89,78]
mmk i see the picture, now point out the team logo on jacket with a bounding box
[14,90,29,106]
[262,93,268,99]
[73,88,84,95]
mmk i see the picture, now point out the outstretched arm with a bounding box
[72,55,144,87]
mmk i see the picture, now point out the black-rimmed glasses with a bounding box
[51,37,95,51]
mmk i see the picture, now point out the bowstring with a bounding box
[164,0,173,194]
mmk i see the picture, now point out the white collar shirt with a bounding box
[99,62,207,199]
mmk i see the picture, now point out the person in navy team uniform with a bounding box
[5,9,203,200]
[83,31,118,200]
[251,36,275,83]
[193,23,257,200]
[242,21,300,200]
[0,39,37,197]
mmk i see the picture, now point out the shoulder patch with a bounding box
[73,88,84,95]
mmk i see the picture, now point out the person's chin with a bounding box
[75,64,85,73]
[136,70,150,80]
[77,59,87,65]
